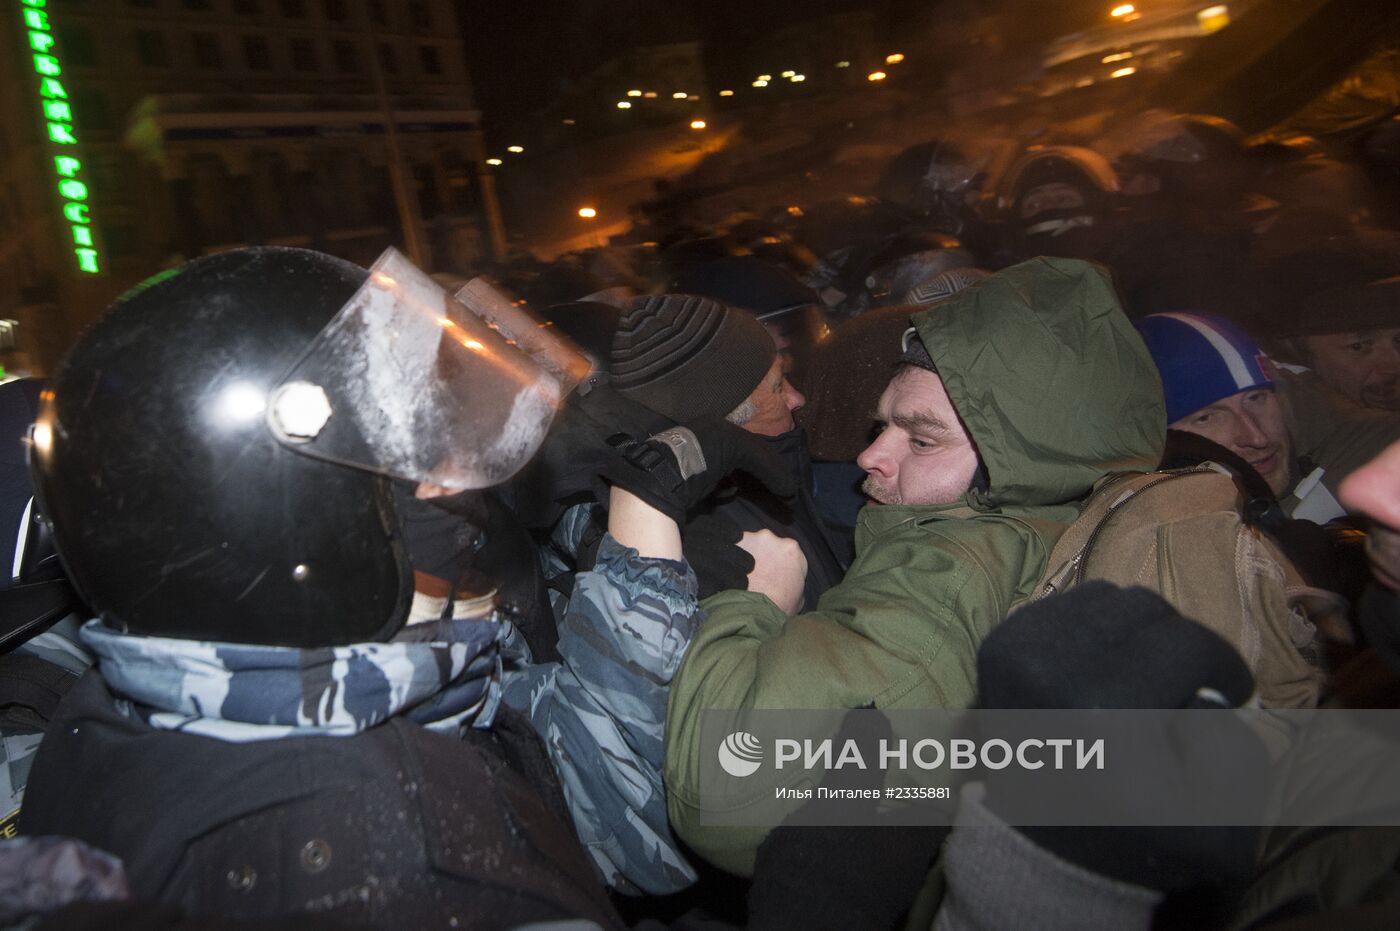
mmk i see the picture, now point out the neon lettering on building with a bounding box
[21,0,100,274]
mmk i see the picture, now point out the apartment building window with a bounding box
[323,0,346,21]
[243,34,271,70]
[408,1,431,29]
[279,0,305,17]
[378,43,397,75]
[418,45,441,76]
[135,30,169,67]
[290,36,317,72]
[332,39,357,73]
[57,26,97,67]
[192,32,222,68]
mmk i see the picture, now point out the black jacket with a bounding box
[20,672,621,930]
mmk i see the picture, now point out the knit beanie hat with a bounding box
[610,294,775,423]
[979,581,1255,709]
[1133,312,1273,424]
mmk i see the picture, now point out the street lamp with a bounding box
[673,91,687,99]
[507,145,524,154]
[689,119,706,130]
[867,71,887,82]
[617,100,632,109]
[1110,4,1135,16]
[578,207,597,219]
[486,158,502,166]
[885,53,905,64]
[719,89,734,96]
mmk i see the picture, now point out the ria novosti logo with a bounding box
[718,731,764,777]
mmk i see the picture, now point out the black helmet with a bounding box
[32,248,410,648]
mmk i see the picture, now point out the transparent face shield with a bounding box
[272,248,592,492]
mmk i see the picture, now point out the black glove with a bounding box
[602,416,798,524]
[509,382,673,528]
[681,511,755,599]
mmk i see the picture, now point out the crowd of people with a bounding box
[1,107,1399,929]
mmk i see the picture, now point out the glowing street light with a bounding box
[757,74,772,82]
[643,91,658,98]
[507,145,524,153]
[719,89,734,96]
[885,53,905,64]
[617,100,632,109]
[486,158,502,166]
[672,91,687,99]
[578,207,597,219]
[1110,4,1135,16]
[627,89,642,97]
[689,119,707,130]
[867,71,887,82]
[781,70,795,78]
[1102,51,1133,63]
[835,60,851,68]
[752,79,769,87]
[1110,66,1137,78]
[791,74,805,82]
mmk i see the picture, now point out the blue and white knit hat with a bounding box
[1133,312,1273,423]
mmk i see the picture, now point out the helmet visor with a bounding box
[274,248,591,491]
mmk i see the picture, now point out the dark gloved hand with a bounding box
[976,582,1268,903]
[509,382,673,528]
[602,416,798,525]
[681,512,755,599]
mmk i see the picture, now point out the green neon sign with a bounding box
[21,0,100,275]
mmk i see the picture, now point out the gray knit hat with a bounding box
[610,294,776,423]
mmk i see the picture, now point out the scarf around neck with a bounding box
[80,617,503,743]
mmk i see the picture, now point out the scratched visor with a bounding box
[271,247,591,491]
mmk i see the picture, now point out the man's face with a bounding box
[857,366,980,506]
[1299,329,1400,411]
[1171,387,1294,496]
[740,356,806,437]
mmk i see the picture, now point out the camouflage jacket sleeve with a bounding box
[502,533,700,896]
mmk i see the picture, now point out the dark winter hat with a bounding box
[670,256,820,322]
[610,294,775,423]
[979,582,1255,709]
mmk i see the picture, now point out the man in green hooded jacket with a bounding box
[661,256,1167,875]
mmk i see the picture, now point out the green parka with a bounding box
[664,257,1167,876]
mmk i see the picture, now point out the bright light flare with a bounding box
[1111,4,1135,16]
[486,158,502,166]
[689,119,706,130]
[791,74,805,82]
[672,91,687,99]
[867,71,887,82]
[1102,51,1133,63]
[781,70,795,78]
[627,89,642,96]
[757,74,772,82]
[752,79,769,87]
[719,89,734,96]
[617,100,632,109]
[1110,66,1137,78]
[578,207,597,218]
[507,145,524,153]
[885,53,905,64]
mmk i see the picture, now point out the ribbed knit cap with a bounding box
[610,294,775,423]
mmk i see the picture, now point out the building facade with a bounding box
[1,0,500,373]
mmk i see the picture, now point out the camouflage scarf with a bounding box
[79,618,503,743]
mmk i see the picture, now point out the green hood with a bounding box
[910,257,1165,510]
